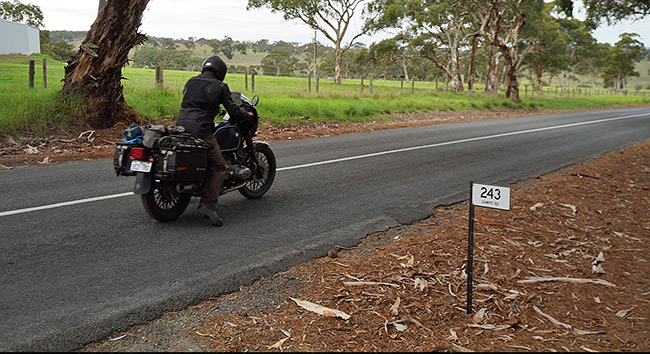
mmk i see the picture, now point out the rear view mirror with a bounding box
[251,95,259,106]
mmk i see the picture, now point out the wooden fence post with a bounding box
[401,77,404,91]
[42,58,47,88]
[308,73,312,93]
[29,60,35,88]
[360,76,364,94]
[155,66,163,86]
[251,73,255,92]
[369,77,373,93]
[316,75,319,93]
[245,69,248,90]
[411,78,415,93]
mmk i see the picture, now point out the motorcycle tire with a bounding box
[239,144,276,199]
[141,181,191,222]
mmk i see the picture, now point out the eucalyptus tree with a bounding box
[367,37,415,81]
[63,0,150,128]
[205,36,246,60]
[474,0,544,102]
[556,17,600,92]
[381,0,478,94]
[578,42,610,89]
[261,46,301,76]
[352,47,377,79]
[183,38,196,52]
[297,41,328,78]
[247,0,387,84]
[521,2,570,92]
[602,33,647,91]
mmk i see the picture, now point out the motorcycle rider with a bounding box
[176,55,253,226]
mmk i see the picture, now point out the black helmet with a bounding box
[201,56,227,81]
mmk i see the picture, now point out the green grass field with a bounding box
[1,54,649,136]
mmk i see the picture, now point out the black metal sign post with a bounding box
[467,181,476,314]
[466,181,511,314]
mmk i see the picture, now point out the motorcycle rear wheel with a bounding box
[142,181,191,222]
[239,145,276,199]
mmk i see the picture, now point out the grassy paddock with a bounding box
[1,54,649,136]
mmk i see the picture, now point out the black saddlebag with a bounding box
[154,134,210,182]
[113,142,140,176]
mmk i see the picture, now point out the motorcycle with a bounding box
[113,92,276,222]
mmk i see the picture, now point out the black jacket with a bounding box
[176,72,250,138]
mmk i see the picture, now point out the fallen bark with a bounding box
[519,277,616,287]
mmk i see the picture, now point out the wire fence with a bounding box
[20,61,650,98]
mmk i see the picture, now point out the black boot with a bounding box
[198,205,223,227]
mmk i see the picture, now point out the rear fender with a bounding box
[133,172,152,195]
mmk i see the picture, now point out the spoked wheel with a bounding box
[141,181,191,221]
[239,145,276,199]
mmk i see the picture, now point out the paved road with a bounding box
[1,107,649,351]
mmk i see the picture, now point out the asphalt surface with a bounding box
[1,107,649,351]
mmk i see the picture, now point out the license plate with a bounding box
[130,160,152,173]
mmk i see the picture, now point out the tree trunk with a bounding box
[401,59,409,82]
[63,0,149,129]
[467,34,479,92]
[534,63,542,92]
[485,52,501,94]
[98,0,107,13]
[334,46,343,84]
[504,61,520,102]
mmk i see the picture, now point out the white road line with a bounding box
[1,112,647,218]
[0,192,134,217]
[277,113,648,171]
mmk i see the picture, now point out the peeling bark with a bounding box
[63,0,149,129]
[467,34,479,92]
[534,63,543,92]
[334,47,343,85]
[485,52,501,94]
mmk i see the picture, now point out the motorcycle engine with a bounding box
[229,164,252,181]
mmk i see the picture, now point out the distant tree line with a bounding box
[3,0,649,100]
[123,0,650,100]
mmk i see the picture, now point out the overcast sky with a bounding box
[25,0,650,47]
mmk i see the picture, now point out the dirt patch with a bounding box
[73,106,649,352]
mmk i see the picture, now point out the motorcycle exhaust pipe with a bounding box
[176,183,200,193]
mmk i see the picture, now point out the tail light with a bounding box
[130,147,148,160]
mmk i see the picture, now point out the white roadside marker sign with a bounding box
[472,183,511,211]
[466,181,511,315]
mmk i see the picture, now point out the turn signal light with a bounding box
[130,147,147,160]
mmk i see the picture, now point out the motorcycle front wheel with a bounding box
[142,181,191,221]
[239,145,276,199]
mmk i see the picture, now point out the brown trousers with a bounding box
[200,135,228,210]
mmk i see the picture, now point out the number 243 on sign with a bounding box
[471,183,510,211]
